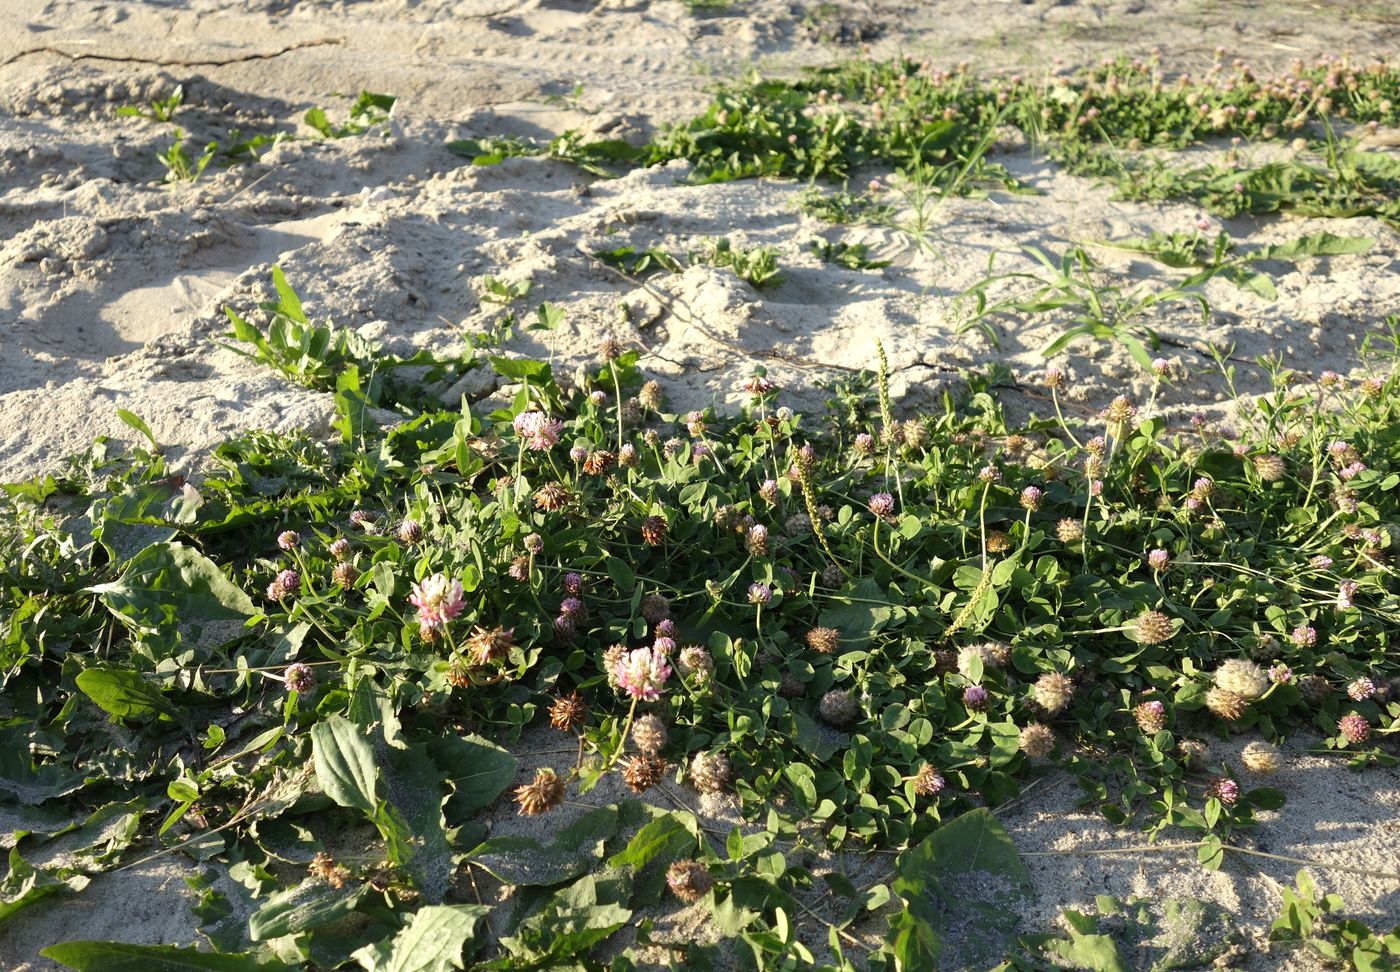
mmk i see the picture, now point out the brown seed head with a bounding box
[549,691,588,732]
[622,754,667,793]
[514,768,566,816]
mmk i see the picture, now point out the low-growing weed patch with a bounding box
[2,263,1398,967]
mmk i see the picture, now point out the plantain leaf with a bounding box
[42,941,292,971]
[352,904,492,972]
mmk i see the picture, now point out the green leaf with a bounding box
[352,904,492,972]
[311,717,381,815]
[605,557,635,592]
[248,878,367,941]
[886,808,1030,966]
[75,668,177,722]
[469,805,619,886]
[42,942,292,971]
[0,848,89,924]
[818,578,897,651]
[1048,931,1130,972]
[115,409,160,452]
[88,542,255,633]
[427,735,518,825]
[607,812,698,899]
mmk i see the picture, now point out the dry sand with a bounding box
[1,0,1398,968]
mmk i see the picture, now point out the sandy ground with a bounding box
[1,0,1398,968]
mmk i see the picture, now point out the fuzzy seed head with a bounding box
[1135,610,1175,645]
[1254,454,1287,482]
[1033,673,1075,715]
[806,626,841,655]
[819,689,860,728]
[1240,740,1281,775]
[632,714,668,755]
[638,380,663,411]
[677,644,714,684]
[1214,659,1269,700]
[1019,723,1056,759]
[1056,518,1084,542]
[689,751,732,794]
[1205,687,1249,722]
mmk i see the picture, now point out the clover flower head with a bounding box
[410,573,465,630]
[277,530,300,551]
[747,583,773,605]
[1347,677,1376,701]
[613,647,671,701]
[962,684,989,711]
[1206,776,1239,806]
[512,410,563,451]
[1019,486,1042,511]
[978,465,1001,483]
[869,492,895,516]
[1147,548,1171,572]
[1290,625,1317,647]
[1337,580,1358,610]
[1338,713,1370,745]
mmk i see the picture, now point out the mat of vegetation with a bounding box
[1,257,1398,969]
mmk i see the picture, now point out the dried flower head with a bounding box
[638,380,663,411]
[309,852,350,888]
[1214,659,1269,700]
[666,859,714,903]
[599,334,623,362]
[689,751,732,794]
[1104,395,1137,429]
[349,509,378,533]
[1019,486,1043,511]
[1019,723,1056,759]
[746,524,769,556]
[641,593,671,624]
[632,714,668,755]
[534,483,571,512]
[623,754,667,793]
[583,450,615,476]
[524,533,544,555]
[1032,673,1075,715]
[1240,740,1281,775]
[747,583,773,605]
[467,625,514,665]
[641,515,668,547]
[514,768,566,816]
[1297,674,1331,706]
[1043,367,1067,390]
[986,530,1012,554]
[549,691,588,732]
[397,519,423,544]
